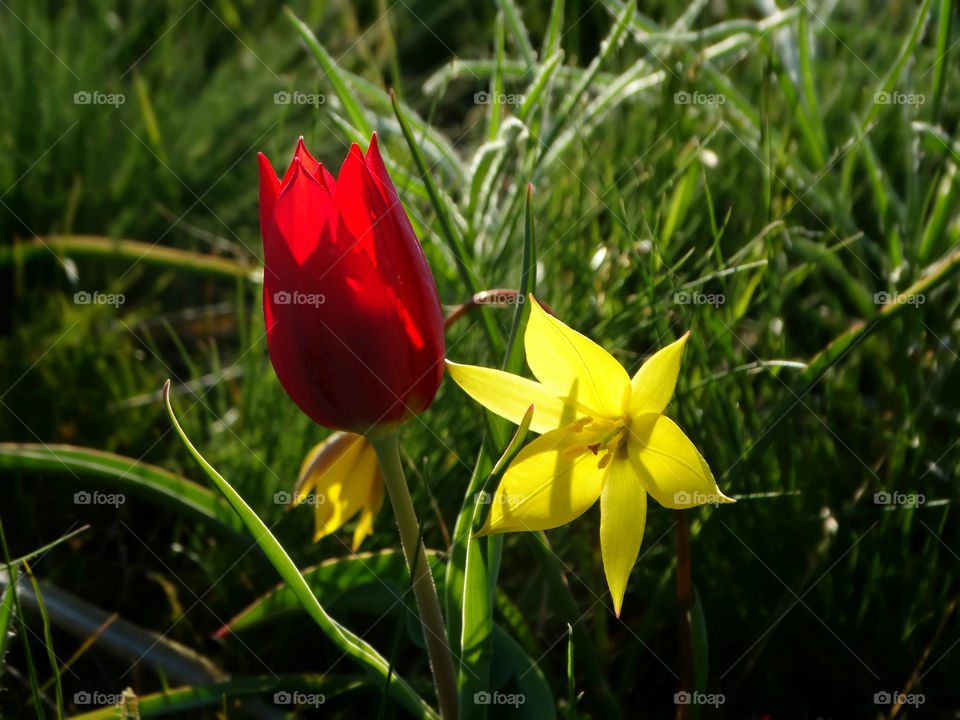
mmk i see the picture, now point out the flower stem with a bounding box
[369,430,458,720]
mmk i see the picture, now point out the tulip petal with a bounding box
[309,435,383,543]
[294,432,360,505]
[476,425,605,535]
[257,153,281,221]
[306,436,367,541]
[272,158,332,265]
[352,465,385,551]
[445,360,578,434]
[627,414,734,509]
[628,332,689,416]
[524,297,630,418]
[599,454,647,616]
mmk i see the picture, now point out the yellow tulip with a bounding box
[447,296,734,615]
[292,431,385,551]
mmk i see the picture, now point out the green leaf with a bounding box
[0,569,16,671]
[495,0,535,68]
[457,408,533,719]
[0,236,260,282]
[491,625,555,720]
[284,7,373,139]
[163,382,438,720]
[217,550,445,635]
[66,674,358,719]
[0,443,246,540]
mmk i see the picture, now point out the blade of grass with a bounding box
[21,561,64,717]
[0,236,260,282]
[0,444,246,540]
[488,14,505,142]
[391,90,504,356]
[931,0,952,119]
[66,674,359,719]
[458,407,533,719]
[495,0,535,68]
[284,7,373,139]
[163,381,439,720]
[0,520,44,720]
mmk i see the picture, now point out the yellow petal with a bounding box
[349,446,385,551]
[626,414,735,509]
[446,360,577,434]
[599,454,647,616]
[524,296,630,418]
[294,433,383,544]
[476,424,605,535]
[627,332,689,417]
[294,432,363,505]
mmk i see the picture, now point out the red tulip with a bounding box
[258,134,445,433]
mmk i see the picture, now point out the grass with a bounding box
[1,0,959,717]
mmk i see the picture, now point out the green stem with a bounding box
[369,431,458,720]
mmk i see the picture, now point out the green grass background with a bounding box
[1,0,958,717]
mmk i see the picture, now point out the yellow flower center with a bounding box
[561,417,629,470]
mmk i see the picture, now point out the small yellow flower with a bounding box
[447,296,734,615]
[292,431,385,551]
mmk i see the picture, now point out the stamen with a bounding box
[562,444,589,459]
